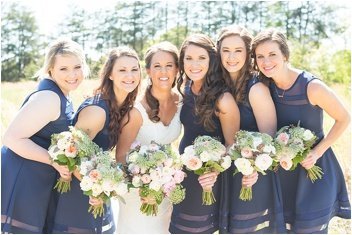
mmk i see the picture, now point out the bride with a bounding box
[115,41,181,234]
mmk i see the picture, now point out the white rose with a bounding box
[199,151,211,162]
[149,170,161,181]
[80,176,93,191]
[303,130,314,141]
[255,154,273,171]
[57,137,70,150]
[102,179,115,193]
[149,180,162,191]
[132,176,142,187]
[115,183,128,195]
[91,184,103,197]
[242,165,254,176]
[234,158,252,173]
[48,145,63,160]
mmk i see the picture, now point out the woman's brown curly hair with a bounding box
[94,46,141,150]
[144,41,179,122]
[177,33,228,132]
[216,25,255,104]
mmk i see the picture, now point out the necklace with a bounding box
[274,86,286,98]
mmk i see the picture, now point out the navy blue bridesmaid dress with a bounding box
[1,79,74,233]
[52,94,115,233]
[270,71,351,233]
[219,76,285,234]
[169,85,225,234]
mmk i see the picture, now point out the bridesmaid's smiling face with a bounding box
[146,51,178,90]
[183,44,209,82]
[50,54,84,96]
[110,56,141,94]
[254,40,287,78]
[220,35,247,78]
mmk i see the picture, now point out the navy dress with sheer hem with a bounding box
[1,79,73,234]
[52,94,115,234]
[219,76,285,234]
[169,85,225,234]
[270,71,351,233]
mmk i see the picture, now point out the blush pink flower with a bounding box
[240,147,253,158]
[277,133,290,145]
[141,174,152,184]
[173,170,186,184]
[280,156,293,171]
[89,169,102,183]
[186,156,202,171]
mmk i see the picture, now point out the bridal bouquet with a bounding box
[79,151,128,218]
[48,126,99,193]
[227,130,277,201]
[181,135,231,205]
[126,141,186,216]
[274,123,323,182]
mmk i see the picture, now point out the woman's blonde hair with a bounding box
[36,37,89,79]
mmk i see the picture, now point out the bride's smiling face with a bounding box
[146,51,178,90]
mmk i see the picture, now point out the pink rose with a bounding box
[173,170,186,184]
[280,156,293,171]
[65,144,78,158]
[186,156,202,171]
[277,133,289,145]
[141,174,152,184]
[240,147,253,158]
[88,169,101,183]
[163,181,177,196]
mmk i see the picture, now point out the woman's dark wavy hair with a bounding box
[217,25,254,103]
[251,28,290,84]
[177,33,228,131]
[94,46,141,150]
[144,41,179,122]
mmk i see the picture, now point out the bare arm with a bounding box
[301,79,351,169]
[249,82,277,137]
[217,92,240,147]
[74,105,106,140]
[115,108,143,164]
[3,91,61,165]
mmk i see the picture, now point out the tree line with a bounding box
[1,1,350,84]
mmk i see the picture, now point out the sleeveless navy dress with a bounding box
[169,85,225,234]
[219,77,285,234]
[270,71,351,233]
[52,94,115,233]
[1,79,73,233]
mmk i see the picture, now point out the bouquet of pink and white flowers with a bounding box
[48,126,100,193]
[79,151,128,218]
[126,141,186,216]
[181,135,231,205]
[227,130,277,201]
[274,123,323,182]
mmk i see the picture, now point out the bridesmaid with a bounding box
[169,34,240,234]
[115,41,181,234]
[252,28,351,233]
[1,38,88,233]
[52,46,141,233]
[216,25,285,233]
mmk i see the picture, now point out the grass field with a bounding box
[1,79,351,233]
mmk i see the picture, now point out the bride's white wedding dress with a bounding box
[116,102,182,234]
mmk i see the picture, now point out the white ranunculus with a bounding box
[57,136,70,150]
[184,145,195,156]
[102,179,115,193]
[200,151,211,162]
[220,155,232,170]
[149,180,162,191]
[80,176,93,191]
[263,145,275,154]
[255,154,273,171]
[303,130,314,141]
[242,165,254,176]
